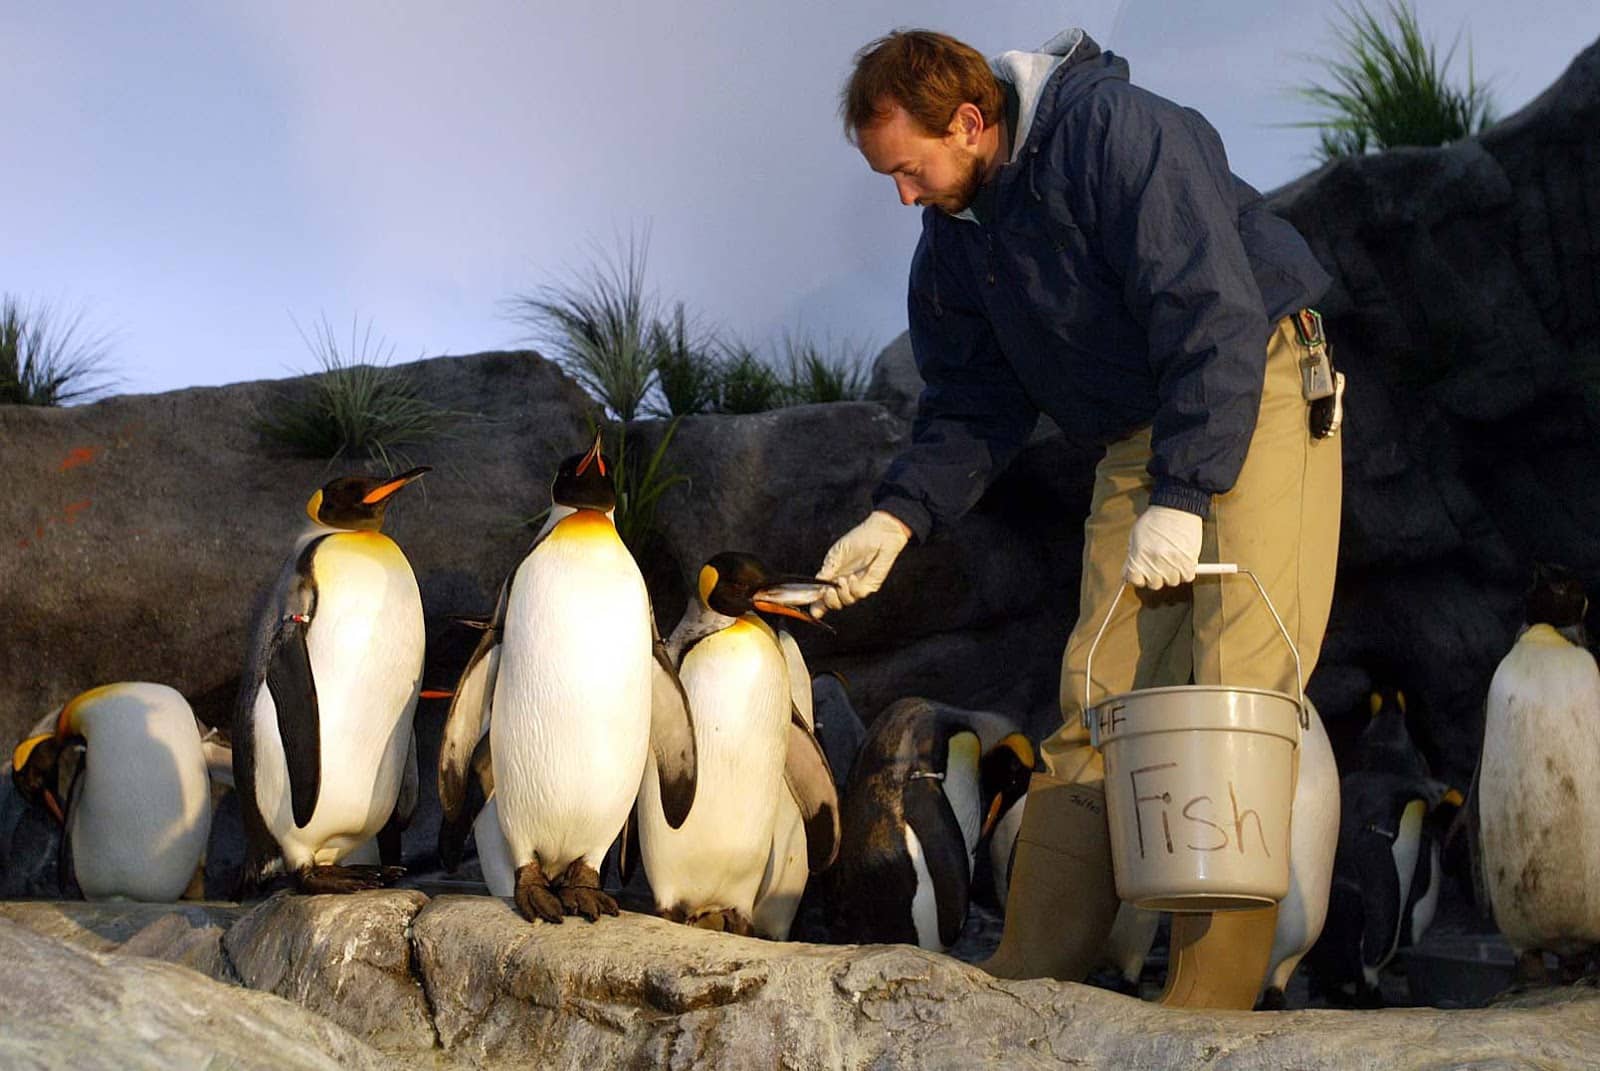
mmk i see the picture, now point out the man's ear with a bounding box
[948,101,985,144]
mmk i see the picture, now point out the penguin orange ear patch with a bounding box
[1368,692,1382,718]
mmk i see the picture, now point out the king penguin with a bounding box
[1478,564,1600,982]
[233,467,428,894]
[634,552,839,936]
[1257,696,1340,1008]
[12,682,212,902]
[832,697,1034,952]
[1309,687,1445,1006]
[437,431,698,923]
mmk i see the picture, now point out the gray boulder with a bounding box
[223,889,436,1053]
[0,916,400,1071]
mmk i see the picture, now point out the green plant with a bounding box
[715,341,786,414]
[257,314,454,467]
[780,329,872,404]
[649,302,721,417]
[1294,0,1496,162]
[0,295,115,406]
[608,417,689,552]
[508,233,660,421]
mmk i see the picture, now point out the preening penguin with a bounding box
[438,432,697,923]
[12,683,212,902]
[1479,565,1600,981]
[833,698,1034,952]
[233,467,429,895]
[639,552,840,936]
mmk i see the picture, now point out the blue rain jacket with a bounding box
[873,31,1331,540]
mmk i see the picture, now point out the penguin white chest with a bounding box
[492,514,652,877]
[1479,628,1600,953]
[640,620,790,915]
[310,536,422,840]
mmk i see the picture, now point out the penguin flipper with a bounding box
[378,728,422,870]
[439,731,495,873]
[649,627,698,828]
[902,778,972,950]
[1351,827,1403,974]
[777,629,814,729]
[267,613,322,830]
[784,709,841,872]
[439,581,505,826]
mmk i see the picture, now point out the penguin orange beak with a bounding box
[362,466,432,505]
[575,430,606,477]
[754,580,839,629]
[981,794,1005,841]
[41,789,64,825]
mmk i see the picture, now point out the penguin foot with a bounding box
[684,908,755,936]
[298,865,405,894]
[515,861,564,924]
[1256,986,1288,1011]
[556,861,617,922]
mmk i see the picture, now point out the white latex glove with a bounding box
[811,510,912,618]
[1123,505,1203,590]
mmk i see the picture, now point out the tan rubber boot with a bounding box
[1158,905,1278,1009]
[980,770,1121,981]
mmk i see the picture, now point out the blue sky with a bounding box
[6,1,1596,397]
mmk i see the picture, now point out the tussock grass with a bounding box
[780,329,871,405]
[0,295,116,406]
[508,234,659,422]
[649,302,721,418]
[1295,0,1496,161]
[257,314,456,468]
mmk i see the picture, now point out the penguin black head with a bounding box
[1356,686,1429,779]
[1525,562,1587,632]
[979,732,1036,840]
[11,688,105,824]
[696,551,835,627]
[306,466,431,531]
[550,430,617,512]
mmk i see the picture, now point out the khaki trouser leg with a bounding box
[1039,315,1343,1007]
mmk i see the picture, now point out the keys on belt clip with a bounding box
[1293,308,1345,440]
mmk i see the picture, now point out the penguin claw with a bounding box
[557,861,617,921]
[560,885,619,921]
[298,864,405,895]
[514,863,564,924]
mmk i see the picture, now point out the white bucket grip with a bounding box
[1081,565,1308,912]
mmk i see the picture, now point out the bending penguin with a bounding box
[636,552,840,936]
[438,432,697,923]
[833,697,1034,952]
[1478,564,1600,983]
[12,682,213,902]
[233,467,429,894]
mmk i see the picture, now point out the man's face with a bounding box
[856,104,984,215]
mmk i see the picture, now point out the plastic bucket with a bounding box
[1083,565,1306,912]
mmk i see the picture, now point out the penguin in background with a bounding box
[1309,687,1449,1007]
[1477,563,1600,983]
[12,683,213,902]
[437,432,698,923]
[832,698,1034,952]
[233,467,429,895]
[638,552,840,937]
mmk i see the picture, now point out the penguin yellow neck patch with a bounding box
[553,508,620,543]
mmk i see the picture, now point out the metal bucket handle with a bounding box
[1082,564,1308,732]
